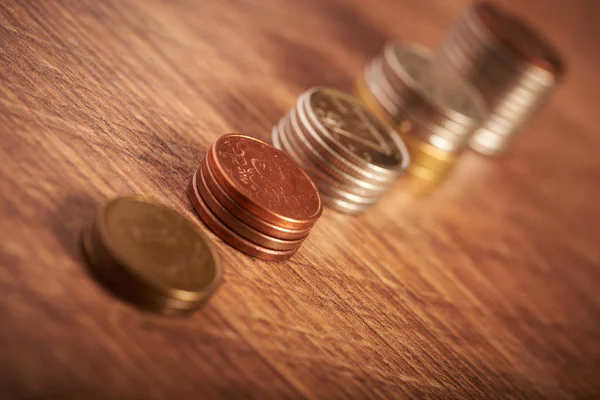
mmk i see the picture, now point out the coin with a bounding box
[82,196,221,315]
[354,70,397,126]
[355,41,485,186]
[321,194,373,215]
[381,42,486,143]
[275,117,380,205]
[288,106,391,193]
[206,134,322,230]
[83,228,204,316]
[189,174,298,261]
[200,151,312,240]
[285,110,389,197]
[473,2,564,77]
[195,164,306,251]
[436,1,564,155]
[279,114,382,201]
[302,87,409,179]
[355,74,458,185]
[286,98,393,189]
[271,87,410,213]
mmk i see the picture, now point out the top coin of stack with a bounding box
[355,42,486,183]
[189,133,322,261]
[435,1,565,155]
[82,196,222,316]
[272,87,410,214]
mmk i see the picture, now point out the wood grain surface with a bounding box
[1,0,599,399]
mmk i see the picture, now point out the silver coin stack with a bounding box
[272,87,410,214]
[435,1,565,155]
[356,42,486,183]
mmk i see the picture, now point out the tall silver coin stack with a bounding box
[435,1,565,155]
[355,42,486,184]
[272,87,410,214]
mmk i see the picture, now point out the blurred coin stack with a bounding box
[272,87,410,214]
[189,134,322,261]
[355,42,486,184]
[435,1,565,155]
[83,197,222,316]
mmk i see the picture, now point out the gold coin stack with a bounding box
[355,42,486,185]
[82,197,221,316]
[435,1,565,155]
[272,87,410,214]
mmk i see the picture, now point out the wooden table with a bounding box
[1,1,599,398]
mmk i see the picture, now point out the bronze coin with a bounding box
[473,2,564,77]
[82,226,207,316]
[189,174,299,261]
[92,196,222,304]
[195,166,307,251]
[206,134,322,230]
[200,157,312,240]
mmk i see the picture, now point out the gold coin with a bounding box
[83,196,221,313]
[82,228,203,316]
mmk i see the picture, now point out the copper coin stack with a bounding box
[272,87,410,214]
[435,1,565,155]
[82,196,222,316]
[189,134,323,261]
[355,42,485,184]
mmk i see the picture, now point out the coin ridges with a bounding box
[189,172,299,261]
[196,161,306,251]
[436,1,564,155]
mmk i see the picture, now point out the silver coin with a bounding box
[277,115,381,205]
[364,61,462,153]
[373,56,479,138]
[383,42,486,126]
[320,193,373,215]
[289,104,392,193]
[436,2,563,155]
[301,87,409,180]
[296,93,402,187]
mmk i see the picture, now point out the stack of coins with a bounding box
[82,196,221,316]
[355,42,486,184]
[189,134,322,261]
[272,87,410,214]
[435,1,565,155]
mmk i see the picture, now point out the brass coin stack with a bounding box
[189,134,323,261]
[272,87,410,214]
[82,197,222,316]
[435,1,565,155]
[355,42,486,185]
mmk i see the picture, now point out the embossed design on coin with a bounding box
[271,87,412,214]
[307,88,405,169]
[209,134,322,228]
[189,134,322,260]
